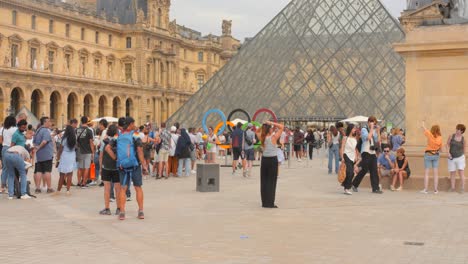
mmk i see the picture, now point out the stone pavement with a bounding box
[1,152,468,264]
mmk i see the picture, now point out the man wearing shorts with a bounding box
[76,116,95,188]
[158,122,171,179]
[244,123,256,177]
[378,146,396,187]
[33,117,54,193]
[118,117,148,220]
[231,122,244,175]
[293,127,304,161]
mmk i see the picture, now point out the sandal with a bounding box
[138,210,144,219]
[47,188,55,193]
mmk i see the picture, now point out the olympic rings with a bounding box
[214,121,235,144]
[227,109,251,132]
[202,109,227,136]
[252,108,278,123]
[201,108,277,137]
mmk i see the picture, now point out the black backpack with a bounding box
[245,131,253,146]
[14,171,36,199]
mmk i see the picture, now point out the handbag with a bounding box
[338,162,346,183]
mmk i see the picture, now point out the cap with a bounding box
[247,123,253,128]
[170,126,176,132]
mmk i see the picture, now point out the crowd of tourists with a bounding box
[330,117,465,195]
[1,113,465,213]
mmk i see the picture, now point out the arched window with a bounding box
[31,15,36,30]
[12,11,17,25]
[126,37,132,48]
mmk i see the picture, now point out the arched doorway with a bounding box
[125,98,133,117]
[31,89,43,118]
[50,91,61,126]
[112,97,121,117]
[10,87,24,115]
[98,96,107,117]
[67,93,78,120]
[83,94,93,117]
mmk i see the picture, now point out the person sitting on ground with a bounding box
[390,147,410,191]
[377,145,396,187]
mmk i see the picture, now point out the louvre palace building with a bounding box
[0,0,240,126]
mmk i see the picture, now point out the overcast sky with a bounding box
[172,0,407,40]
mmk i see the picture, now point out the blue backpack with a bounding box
[117,130,138,169]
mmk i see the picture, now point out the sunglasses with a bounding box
[383,150,390,153]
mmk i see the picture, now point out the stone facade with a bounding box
[395,5,468,180]
[0,0,240,127]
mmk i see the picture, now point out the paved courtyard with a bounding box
[1,152,468,264]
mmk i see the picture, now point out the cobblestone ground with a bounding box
[1,152,468,264]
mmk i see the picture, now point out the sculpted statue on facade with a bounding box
[136,8,145,23]
[4,45,10,67]
[222,20,232,36]
[169,19,177,35]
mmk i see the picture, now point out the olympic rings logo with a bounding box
[202,108,278,136]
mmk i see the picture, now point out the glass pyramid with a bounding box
[168,0,406,128]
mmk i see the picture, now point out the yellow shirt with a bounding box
[424,129,442,152]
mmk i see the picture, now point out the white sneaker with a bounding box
[191,170,196,174]
[88,181,97,186]
[379,184,382,191]
[21,194,32,199]
[8,196,13,200]
[344,189,353,195]
[110,198,115,202]
[420,189,428,194]
[298,159,302,162]
[434,190,439,194]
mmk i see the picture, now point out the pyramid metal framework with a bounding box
[168,0,406,128]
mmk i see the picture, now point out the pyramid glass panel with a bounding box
[168,0,406,127]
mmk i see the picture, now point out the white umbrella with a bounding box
[340,115,381,123]
[230,118,247,124]
[92,116,119,123]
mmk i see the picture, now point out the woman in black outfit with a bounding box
[256,121,284,208]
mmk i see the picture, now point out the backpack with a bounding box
[14,171,36,199]
[117,130,138,169]
[245,131,253,146]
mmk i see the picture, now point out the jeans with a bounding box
[1,146,9,187]
[177,158,191,177]
[328,143,339,173]
[94,152,100,181]
[4,152,27,197]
